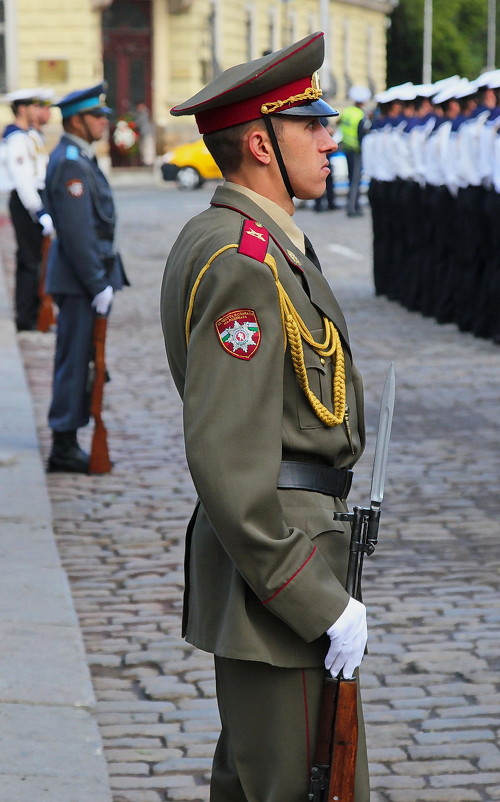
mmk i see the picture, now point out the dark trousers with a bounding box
[9,190,43,330]
[211,656,369,802]
[393,180,422,308]
[368,179,387,296]
[345,149,362,215]
[476,189,500,340]
[454,186,487,332]
[48,294,95,433]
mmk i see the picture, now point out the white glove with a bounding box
[92,285,113,315]
[325,597,367,679]
[38,213,54,237]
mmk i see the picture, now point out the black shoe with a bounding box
[48,431,89,474]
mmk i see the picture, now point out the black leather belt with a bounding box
[278,461,353,500]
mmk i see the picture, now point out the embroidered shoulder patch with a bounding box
[238,219,269,262]
[66,179,84,198]
[215,309,261,360]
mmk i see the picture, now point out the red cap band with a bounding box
[195,76,313,134]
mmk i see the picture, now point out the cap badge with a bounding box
[261,72,323,115]
[215,309,261,360]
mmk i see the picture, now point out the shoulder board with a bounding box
[65,144,79,160]
[237,219,269,263]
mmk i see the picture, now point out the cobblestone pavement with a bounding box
[2,179,500,802]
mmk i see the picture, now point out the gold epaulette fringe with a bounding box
[185,245,346,428]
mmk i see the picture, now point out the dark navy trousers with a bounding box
[48,294,95,433]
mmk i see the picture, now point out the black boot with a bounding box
[48,431,89,474]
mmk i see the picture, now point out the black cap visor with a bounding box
[275,98,338,118]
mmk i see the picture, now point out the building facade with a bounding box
[0,0,395,158]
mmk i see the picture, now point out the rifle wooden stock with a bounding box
[88,314,112,474]
[309,677,358,802]
[328,677,358,801]
[36,236,56,332]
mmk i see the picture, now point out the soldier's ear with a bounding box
[246,127,273,166]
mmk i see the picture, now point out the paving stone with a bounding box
[107,762,150,775]
[384,791,482,801]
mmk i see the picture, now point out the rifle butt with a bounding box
[88,316,112,474]
[88,418,112,474]
[327,678,358,802]
[36,236,56,332]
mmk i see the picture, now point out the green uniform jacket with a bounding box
[161,184,365,668]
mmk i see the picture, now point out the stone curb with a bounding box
[0,261,112,801]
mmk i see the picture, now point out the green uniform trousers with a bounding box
[211,656,369,802]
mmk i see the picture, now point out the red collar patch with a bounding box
[215,309,261,360]
[238,219,269,262]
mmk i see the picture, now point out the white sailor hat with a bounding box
[412,83,436,98]
[432,78,469,105]
[348,85,371,104]
[5,88,39,104]
[34,87,56,106]
[376,82,416,104]
[431,75,460,92]
[454,79,478,99]
[474,70,500,90]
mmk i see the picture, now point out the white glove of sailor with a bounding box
[92,285,114,316]
[38,213,54,237]
[325,597,367,679]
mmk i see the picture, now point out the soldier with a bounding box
[450,79,491,332]
[477,72,500,341]
[400,83,438,312]
[420,79,464,321]
[45,83,128,473]
[1,88,54,331]
[161,32,369,802]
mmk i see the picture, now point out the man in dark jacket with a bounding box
[45,83,128,473]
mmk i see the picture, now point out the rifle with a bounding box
[88,314,113,474]
[308,363,396,802]
[36,235,56,332]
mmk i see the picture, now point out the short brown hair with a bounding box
[203,116,283,176]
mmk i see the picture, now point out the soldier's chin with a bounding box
[295,190,324,201]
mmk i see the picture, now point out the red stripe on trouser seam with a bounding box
[302,669,311,773]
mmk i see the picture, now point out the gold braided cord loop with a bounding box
[261,72,323,115]
[185,244,238,345]
[184,244,346,428]
[261,86,323,115]
[264,254,346,427]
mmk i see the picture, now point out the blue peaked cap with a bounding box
[55,82,112,119]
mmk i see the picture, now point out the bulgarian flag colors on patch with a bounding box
[215,308,261,359]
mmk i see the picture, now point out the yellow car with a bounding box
[161,138,222,189]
